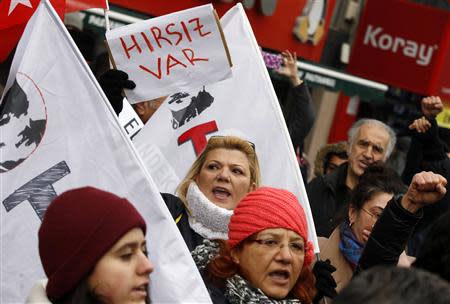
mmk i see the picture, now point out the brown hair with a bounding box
[206,240,316,303]
[176,136,261,207]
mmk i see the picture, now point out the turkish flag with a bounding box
[0,0,65,62]
[65,0,107,13]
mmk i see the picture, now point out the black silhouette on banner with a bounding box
[168,87,214,129]
[0,77,46,173]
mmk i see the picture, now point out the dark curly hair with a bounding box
[350,163,407,210]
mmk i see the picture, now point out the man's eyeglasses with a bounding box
[208,135,256,151]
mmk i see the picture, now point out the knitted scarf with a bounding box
[338,220,364,269]
[191,239,220,270]
[186,182,233,240]
[191,240,302,304]
[226,275,302,304]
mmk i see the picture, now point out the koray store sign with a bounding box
[348,0,450,100]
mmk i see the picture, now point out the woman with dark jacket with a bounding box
[318,164,406,293]
[164,135,261,252]
[197,187,317,304]
[356,171,447,278]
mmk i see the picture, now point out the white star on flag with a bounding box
[8,0,33,15]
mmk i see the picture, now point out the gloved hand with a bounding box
[312,259,337,302]
[98,69,136,115]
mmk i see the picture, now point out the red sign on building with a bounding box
[348,0,450,100]
[109,0,336,63]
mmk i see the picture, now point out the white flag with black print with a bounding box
[0,1,211,303]
[133,4,319,251]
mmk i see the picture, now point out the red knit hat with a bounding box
[38,187,146,300]
[228,187,313,267]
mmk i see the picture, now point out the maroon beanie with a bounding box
[228,187,313,267]
[38,187,146,300]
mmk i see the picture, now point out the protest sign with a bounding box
[106,4,232,104]
[133,3,319,252]
[0,2,211,302]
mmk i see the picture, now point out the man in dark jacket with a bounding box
[307,119,396,237]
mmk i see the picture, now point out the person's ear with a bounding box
[230,248,240,265]
[134,101,148,116]
[249,182,257,192]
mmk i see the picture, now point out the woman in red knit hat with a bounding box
[197,186,317,304]
[26,187,153,304]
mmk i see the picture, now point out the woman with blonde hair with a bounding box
[163,135,261,251]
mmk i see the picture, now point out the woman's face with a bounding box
[88,228,154,304]
[231,228,305,299]
[195,148,256,210]
[349,192,393,244]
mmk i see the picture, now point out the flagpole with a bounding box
[103,0,111,31]
[102,0,113,68]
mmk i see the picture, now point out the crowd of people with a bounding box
[24,85,448,303]
[2,11,449,304]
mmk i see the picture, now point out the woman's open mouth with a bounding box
[268,270,291,284]
[212,187,231,200]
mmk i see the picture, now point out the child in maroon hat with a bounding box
[26,187,153,304]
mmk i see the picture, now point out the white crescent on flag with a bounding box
[0,1,211,303]
[133,3,319,252]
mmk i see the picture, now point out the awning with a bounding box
[297,61,388,100]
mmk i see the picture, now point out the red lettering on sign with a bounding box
[139,58,162,79]
[166,54,188,75]
[166,23,183,45]
[180,20,192,43]
[189,17,211,38]
[151,26,173,49]
[182,48,208,66]
[120,35,142,59]
[140,31,154,53]
[178,121,218,156]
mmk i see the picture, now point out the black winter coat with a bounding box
[307,163,352,237]
[355,196,422,274]
[401,118,450,255]
[161,193,204,252]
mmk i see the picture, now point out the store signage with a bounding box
[348,0,450,99]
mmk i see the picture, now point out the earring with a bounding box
[349,221,354,228]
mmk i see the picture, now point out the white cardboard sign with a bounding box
[106,4,232,104]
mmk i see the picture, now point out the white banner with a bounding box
[0,2,211,303]
[106,4,232,104]
[133,4,319,252]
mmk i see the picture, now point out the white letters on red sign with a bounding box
[363,25,438,66]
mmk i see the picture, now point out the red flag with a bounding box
[0,0,65,61]
[65,0,107,12]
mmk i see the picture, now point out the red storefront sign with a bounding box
[109,0,335,62]
[348,0,450,100]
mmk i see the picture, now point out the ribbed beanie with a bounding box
[38,187,146,300]
[228,187,313,267]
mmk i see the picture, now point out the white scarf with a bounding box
[186,182,233,240]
